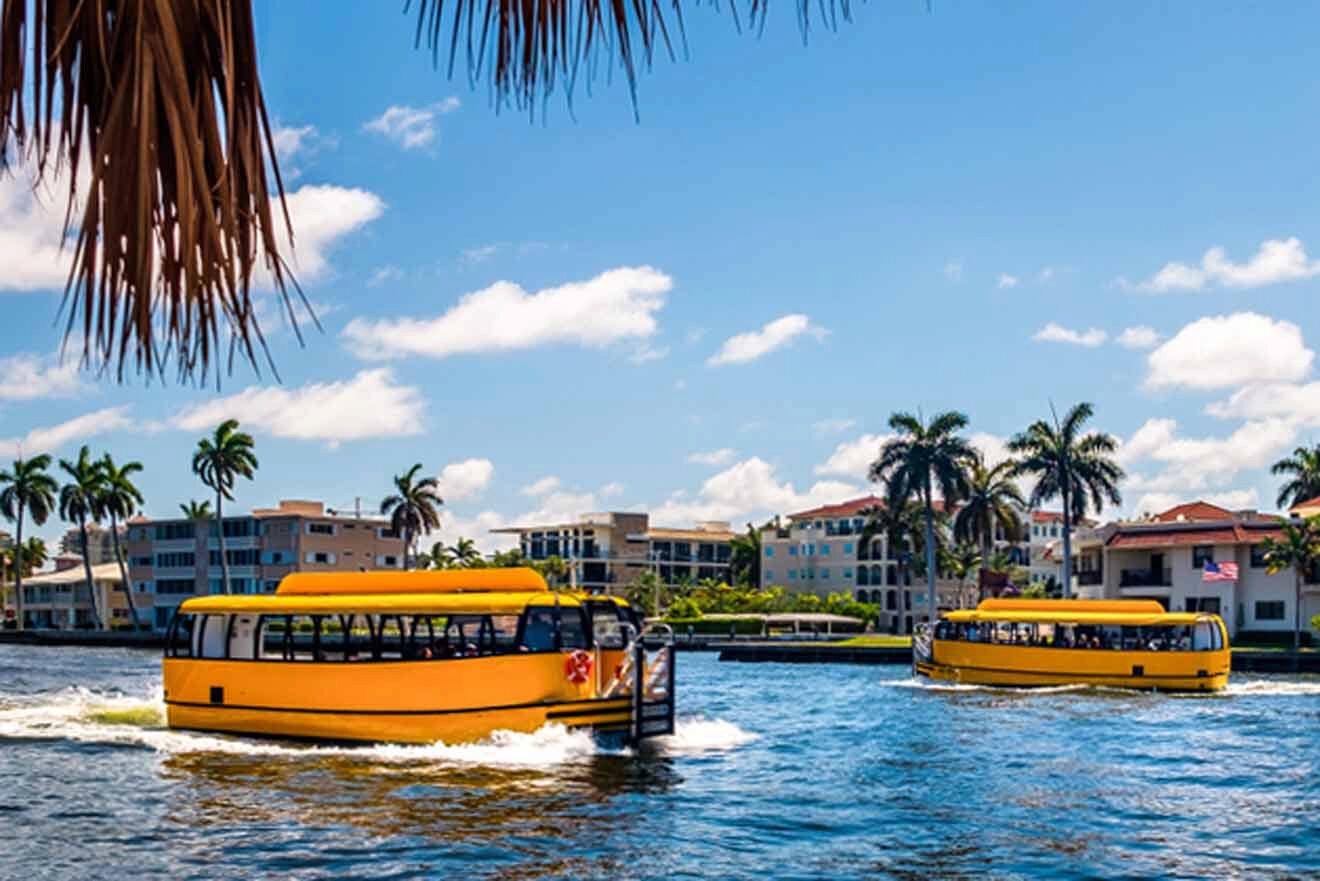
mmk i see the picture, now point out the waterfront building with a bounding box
[58,524,124,565]
[492,512,735,591]
[1086,501,1320,640]
[126,499,406,630]
[20,559,133,629]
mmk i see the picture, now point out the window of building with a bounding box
[264,581,281,593]
[377,527,400,540]
[764,570,774,582]
[1185,597,1221,614]
[765,547,774,558]
[1250,544,1268,568]
[209,548,259,567]
[1255,601,1285,621]
[130,556,153,567]
[1192,546,1214,569]
[843,543,854,554]
[820,543,831,555]
[155,522,195,541]
[843,568,853,578]
[156,579,195,595]
[155,551,195,569]
[788,546,798,557]
[376,555,399,567]
[820,568,830,578]
[788,569,797,580]
[305,551,336,565]
[307,522,335,536]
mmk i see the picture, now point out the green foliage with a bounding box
[1261,517,1320,652]
[664,617,765,636]
[380,463,444,570]
[1021,582,1048,599]
[666,596,703,619]
[1272,444,1320,510]
[657,580,878,623]
[729,522,762,586]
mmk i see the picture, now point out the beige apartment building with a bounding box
[58,524,123,565]
[19,559,133,629]
[126,499,406,630]
[492,512,735,591]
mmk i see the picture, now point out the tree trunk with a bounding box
[216,490,231,594]
[404,526,412,571]
[979,534,991,604]
[108,512,143,630]
[12,504,24,631]
[924,477,937,625]
[1061,483,1073,600]
[1295,570,1303,667]
[79,517,101,629]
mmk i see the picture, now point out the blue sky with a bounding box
[4,2,1320,549]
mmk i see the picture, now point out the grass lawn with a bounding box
[830,635,913,648]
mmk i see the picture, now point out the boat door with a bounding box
[228,615,258,659]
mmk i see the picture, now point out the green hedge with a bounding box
[1235,629,1314,647]
[664,617,765,636]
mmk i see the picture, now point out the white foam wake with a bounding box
[0,688,755,765]
[1223,678,1320,697]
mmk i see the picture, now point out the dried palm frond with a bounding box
[0,0,293,385]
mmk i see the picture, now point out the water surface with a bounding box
[1,644,1318,879]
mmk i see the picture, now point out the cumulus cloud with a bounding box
[0,165,80,291]
[0,407,132,458]
[651,457,861,525]
[342,266,671,360]
[813,418,856,436]
[599,482,625,498]
[1207,382,1320,425]
[1130,488,1261,520]
[688,449,737,467]
[434,458,495,502]
[171,369,424,447]
[1118,418,1296,495]
[1138,237,1320,292]
[367,265,404,288]
[706,314,827,367]
[0,351,84,400]
[996,273,1019,289]
[275,185,385,281]
[1032,323,1107,347]
[815,434,890,479]
[969,432,1014,468]
[521,476,562,496]
[1116,418,1178,466]
[363,98,460,150]
[427,509,512,555]
[1116,326,1161,350]
[1146,313,1313,390]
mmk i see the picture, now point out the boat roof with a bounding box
[274,567,548,596]
[180,591,585,616]
[944,598,1211,626]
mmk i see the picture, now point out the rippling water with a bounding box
[2,644,1319,879]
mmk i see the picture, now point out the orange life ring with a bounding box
[564,649,594,685]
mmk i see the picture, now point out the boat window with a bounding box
[165,612,196,658]
[375,616,406,660]
[585,601,630,649]
[279,615,320,661]
[1192,621,1214,651]
[519,605,588,652]
[196,614,229,659]
[258,615,292,659]
[228,615,259,660]
[520,608,558,652]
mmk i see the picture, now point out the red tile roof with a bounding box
[1150,501,1235,523]
[1289,495,1320,511]
[789,495,886,520]
[1031,511,1066,523]
[1107,523,1284,549]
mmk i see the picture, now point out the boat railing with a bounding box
[912,623,933,666]
[601,622,675,742]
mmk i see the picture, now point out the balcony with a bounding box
[1119,568,1171,588]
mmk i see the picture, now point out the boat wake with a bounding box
[887,675,1320,698]
[0,687,755,765]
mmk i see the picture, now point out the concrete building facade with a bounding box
[19,559,132,629]
[58,524,123,565]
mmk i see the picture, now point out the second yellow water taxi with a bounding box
[914,598,1230,692]
[162,568,676,745]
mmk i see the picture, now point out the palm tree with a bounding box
[59,446,106,629]
[730,523,762,587]
[179,500,213,520]
[944,543,983,609]
[953,455,1027,602]
[448,537,483,568]
[1009,403,1123,598]
[0,2,835,385]
[1261,518,1320,655]
[192,420,259,595]
[0,456,59,630]
[96,455,146,631]
[1272,445,1320,511]
[427,540,457,570]
[869,411,975,624]
[19,537,48,575]
[381,465,444,570]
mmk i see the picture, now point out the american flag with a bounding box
[1202,561,1239,582]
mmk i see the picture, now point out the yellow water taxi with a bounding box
[913,598,1230,692]
[162,568,676,745]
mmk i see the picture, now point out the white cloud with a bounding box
[629,343,669,364]
[600,481,625,498]
[1032,323,1107,347]
[1130,488,1261,520]
[1146,312,1313,390]
[271,124,333,162]
[171,368,424,447]
[996,273,1019,289]
[1116,418,1178,466]
[687,448,737,467]
[462,244,500,264]
[652,457,860,525]
[944,262,963,282]
[1118,418,1296,495]
[706,314,826,367]
[0,351,84,400]
[342,266,671,360]
[276,185,385,281]
[0,407,132,458]
[428,509,512,555]
[367,265,404,287]
[1138,237,1320,292]
[969,432,1014,468]
[812,418,856,436]
[434,458,495,502]
[1207,381,1320,425]
[363,98,460,150]
[1116,325,1161,350]
[521,476,562,496]
[0,165,79,291]
[815,433,890,479]
[517,491,598,527]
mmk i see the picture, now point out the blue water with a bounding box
[1,645,1318,879]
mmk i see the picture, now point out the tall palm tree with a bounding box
[0,1,835,384]
[869,411,975,624]
[449,537,483,568]
[192,420,259,595]
[944,543,984,609]
[19,537,48,575]
[180,500,213,520]
[953,455,1027,602]
[428,540,457,570]
[381,465,444,570]
[729,523,762,587]
[1009,403,1123,598]
[1261,518,1320,655]
[96,455,146,631]
[59,446,105,629]
[1271,445,1320,511]
[0,456,59,630]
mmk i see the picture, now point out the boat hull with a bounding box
[917,642,1230,692]
[163,653,634,744]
